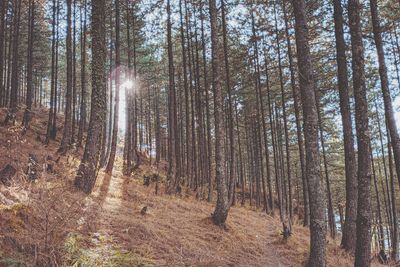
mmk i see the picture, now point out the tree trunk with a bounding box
[200,2,213,202]
[23,0,35,129]
[45,0,58,144]
[179,0,190,183]
[106,0,121,173]
[74,0,107,193]
[166,0,177,187]
[273,2,292,221]
[370,0,400,195]
[77,0,87,148]
[71,0,77,144]
[221,0,236,206]
[209,0,230,226]
[371,143,385,251]
[348,0,372,265]
[0,0,7,107]
[317,100,336,238]
[6,0,22,125]
[59,0,73,154]
[333,0,358,254]
[387,128,399,261]
[292,0,326,265]
[282,0,308,226]
[262,51,274,213]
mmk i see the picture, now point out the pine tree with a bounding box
[292,0,326,265]
[75,0,107,193]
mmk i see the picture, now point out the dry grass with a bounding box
[0,107,87,266]
[0,107,392,266]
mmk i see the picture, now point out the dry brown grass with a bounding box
[0,107,392,266]
[0,107,87,265]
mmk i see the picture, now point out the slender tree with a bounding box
[348,0,372,265]
[77,0,87,148]
[106,0,121,173]
[0,0,7,106]
[209,0,230,225]
[166,0,177,185]
[333,0,357,254]
[370,0,400,193]
[59,0,73,154]
[6,0,22,124]
[282,0,308,226]
[292,0,326,265]
[23,0,35,129]
[75,0,107,193]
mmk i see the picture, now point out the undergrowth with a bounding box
[0,251,27,267]
[63,233,154,267]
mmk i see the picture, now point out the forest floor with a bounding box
[0,107,387,267]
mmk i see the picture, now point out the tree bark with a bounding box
[74,0,107,193]
[106,0,121,173]
[333,0,358,254]
[282,0,308,226]
[348,0,372,266]
[6,0,22,124]
[0,0,7,107]
[59,0,73,154]
[77,0,87,148]
[387,128,399,261]
[370,0,400,195]
[23,0,35,129]
[209,0,230,225]
[291,0,326,265]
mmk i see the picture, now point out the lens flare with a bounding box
[122,79,134,89]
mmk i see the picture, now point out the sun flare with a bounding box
[121,79,134,89]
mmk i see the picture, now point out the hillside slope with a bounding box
[0,107,384,266]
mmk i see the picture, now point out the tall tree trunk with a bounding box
[77,0,87,148]
[52,0,60,138]
[5,19,13,108]
[6,0,22,125]
[375,99,393,237]
[282,0,308,226]
[123,1,133,175]
[262,51,274,213]
[333,0,358,254]
[199,2,213,202]
[387,128,399,261]
[59,0,73,154]
[292,0,326,266]
[209,0,230,226]
[370,0,400,194]
[45,0,58,144]
[179,0,190,183]
[166,0,177,186]
[250,10,269,212]
[106,0,121,173]
[23,0,35,129]
[371,145,385,251]
[221,0,235,205]
[0,0,7,107]
[155,87,161,164]
[74,0,107,193]
[348,0,372,265]
[71,0,77,144]
[317,100,336,238]
[101,13,114,168]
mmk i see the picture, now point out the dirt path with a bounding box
[75,159,299,267]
